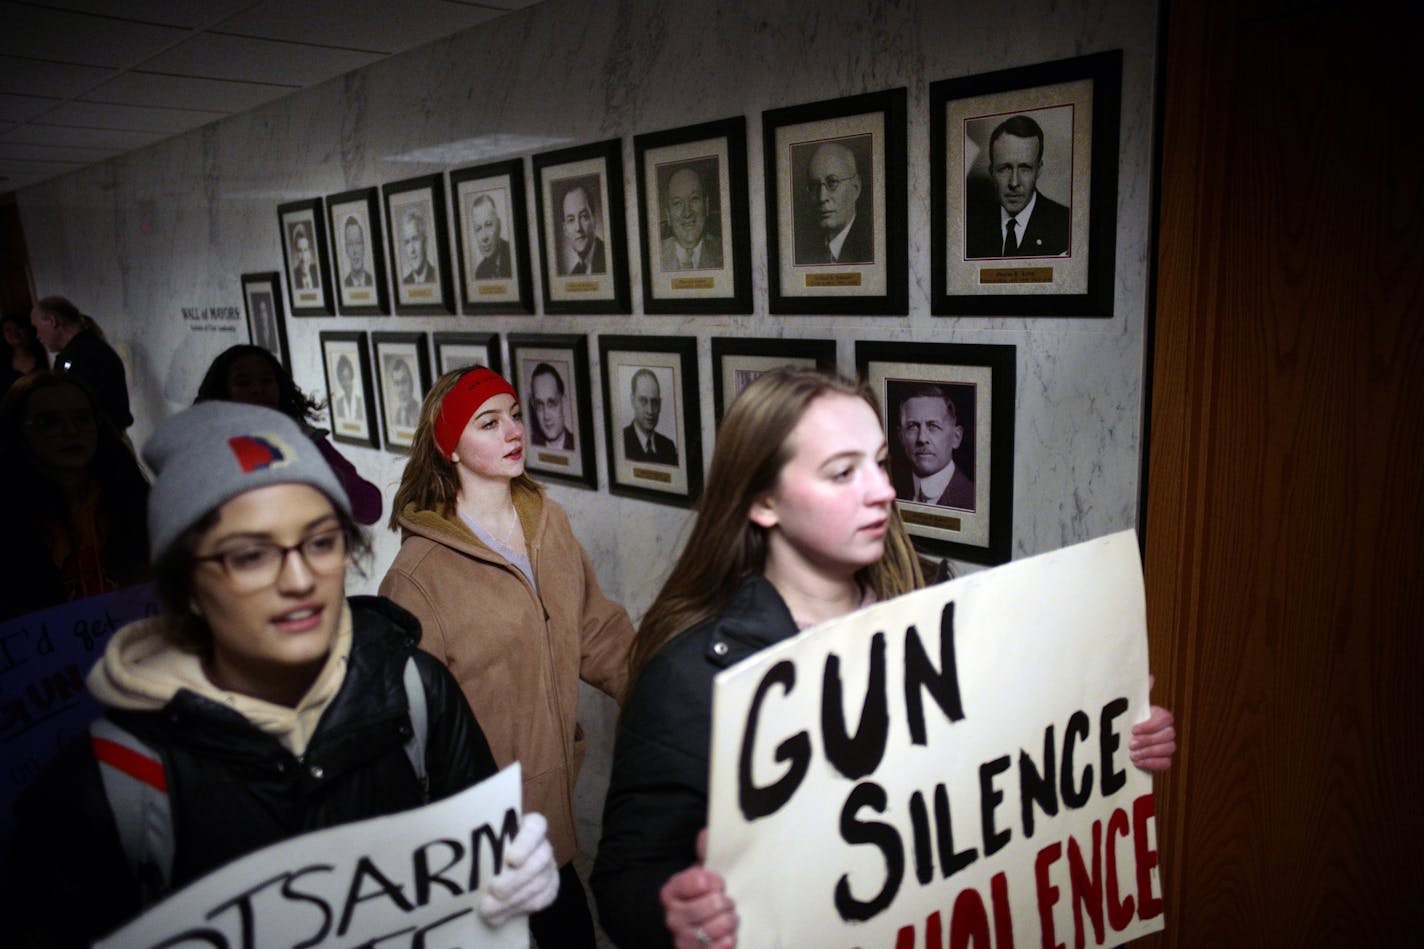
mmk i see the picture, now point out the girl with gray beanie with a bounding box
[4,401,558,946]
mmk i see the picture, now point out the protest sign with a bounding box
[707,530,1165,947]
[0,584,159,850]
[98,763,527,948]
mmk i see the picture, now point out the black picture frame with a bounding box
[450,159,535,315]
[326,186,390,315]
[508,334,597,490]
[930,50,1121,317]
[432,331,502,377]
[278,198,335,316]
[319,331,379,449]
[240,271,290,370]
[382,174,455,316]
[856,340,1015,566]
[634,116,752,314]
[763,87,907,315]
[599,334,702,507]
[532,139,631,314]
[709,336,837,423]
[372,331,433,454]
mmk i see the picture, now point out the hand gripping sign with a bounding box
[707,531,1166,948]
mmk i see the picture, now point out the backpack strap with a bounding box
[90,717,172,905]
[402,655,430,801]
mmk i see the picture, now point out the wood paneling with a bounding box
[1144,1,1421,943]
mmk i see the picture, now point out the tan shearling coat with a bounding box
[379,481,633,864]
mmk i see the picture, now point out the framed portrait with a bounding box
[326,187,390,315]
[277,198,335,316]
[532,139,631,314]
[240,272,290,370]
[634,116,752,314]
[432,331,502,377]
[319,331,379,449]
[508,334,596,490]
[450,159,534,314]
[856,340,1015,566]
[372,332,433,454]
[930,50,1121,317]
[763,88,907,315]
[382,175,455,315]
[709,336,836,424]
[599,335,702,506]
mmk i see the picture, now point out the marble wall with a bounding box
[17,0,1158,873]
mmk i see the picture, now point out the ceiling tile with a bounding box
[85,71,294,113]
[0,157,83,190]
[0,55,117,99]
[144,33,382,85]
[0,93,60,124]
[0,123,162,149]
[0,141,120,162]
[31,1,256,30]
[218,0,500,54]
[42,99,225,133]
[0,3,190,68]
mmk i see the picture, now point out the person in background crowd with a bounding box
[2,401,558,946]
[195,344,382,526]
[382,366,635,948]
[591,368,1178,949]
[0,372,149,620]
[30,296,133,431]
[2,309,48,396]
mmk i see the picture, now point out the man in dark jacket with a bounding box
[31,295,133,430]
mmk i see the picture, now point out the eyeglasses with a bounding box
[25,410,96,433]
[804,173,858,197]
[195,528,348,592]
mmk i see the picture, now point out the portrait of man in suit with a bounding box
[400,208,438,284]
[332,354,364,423]
[342,216,373,288]
[793,137,874,266]
[384,354,421,430]
[659,162,723,271]
[250,293,278,354]
[622,367,678,465]
[964,113,1071,259]
[289,223,320,290]
[892,381,975,511]
[528,361,575,450]
[470,193,512,280]
[558,178,606,276]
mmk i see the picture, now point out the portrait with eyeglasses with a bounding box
[791,133,875,267]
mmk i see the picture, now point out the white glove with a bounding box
[477,811,559,928]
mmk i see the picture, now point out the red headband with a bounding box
[434,367,517,456]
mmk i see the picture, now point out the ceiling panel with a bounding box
[0,3,190,68]
[31,1,257,30]
[42,100,226,133]
[0,141,120,162]
[144,33,383,85]
[85,71,294,113]
[0,123,163,149]
[218,0,501,54]
[0,93,60,124]
[0,55,117,99]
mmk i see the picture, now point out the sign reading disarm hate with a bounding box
[706,531,1166,947]
[98,764,527,948]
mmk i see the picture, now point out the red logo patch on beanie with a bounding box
[227,435,287,473]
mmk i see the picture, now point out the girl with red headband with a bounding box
[381,366,635,948]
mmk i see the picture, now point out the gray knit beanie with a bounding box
[143,401,350,561]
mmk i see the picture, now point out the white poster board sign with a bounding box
[98,763,526,948]
[707,531,1166,947]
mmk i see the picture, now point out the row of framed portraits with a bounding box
[272,50,1121,322]
[315,331,1015,566]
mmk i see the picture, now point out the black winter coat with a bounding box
[592,577,799,949]
[2,595,496,948]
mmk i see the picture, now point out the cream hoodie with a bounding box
[85,602,354,757]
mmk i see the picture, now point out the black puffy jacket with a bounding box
[592,577,799,948]
[2,595,496,948]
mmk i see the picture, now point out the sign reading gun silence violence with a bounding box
[98,764,527,949]
[706,531,1166,948]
